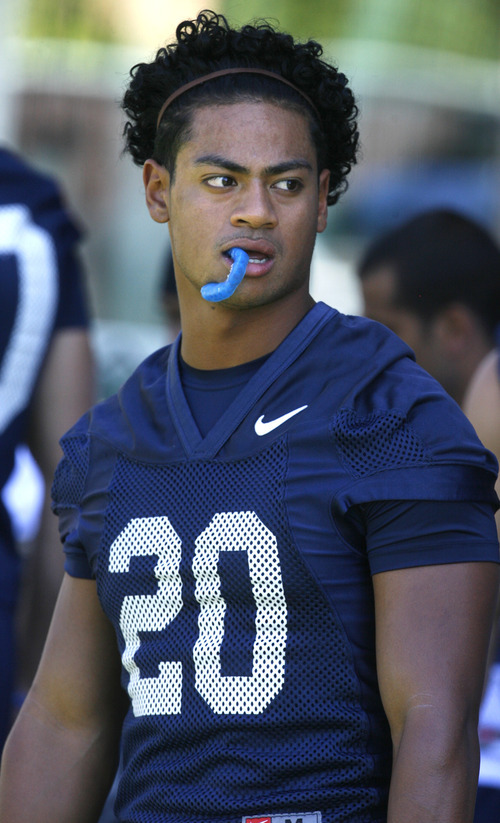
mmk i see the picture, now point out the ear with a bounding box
[316,168,330,233]
[143,159,170,223]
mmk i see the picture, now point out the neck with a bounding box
[179,291,315,369]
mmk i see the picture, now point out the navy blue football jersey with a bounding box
[0,146,89,750]
[0,147,88,579]
[53,302,499,823]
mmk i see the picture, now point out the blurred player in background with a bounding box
[0,13,499,823]
[358,208,500,823]
[358,209,500,409]
[464,336,500,823]
[0,147,94,748]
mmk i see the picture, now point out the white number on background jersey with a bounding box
[0,206,58,434]
[109,512,288,717]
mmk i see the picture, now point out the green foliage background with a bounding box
[25,0,500,58]
[224,0,500,59]
[27,0,118,42]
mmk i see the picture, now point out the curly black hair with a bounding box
[122,10,359,206]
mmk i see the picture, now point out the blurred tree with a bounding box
[22,0,500,58]
[226,0,351,40]
[26,0,118,42]
[225,0,499,60]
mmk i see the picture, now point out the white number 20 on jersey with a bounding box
[109,511,288,717]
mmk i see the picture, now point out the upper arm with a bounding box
[0,576,125,821]
[463,352,500,488]
[30,572,125,731]
[27,327,94,480]
[373,561,499,749]
[462,352,500,633]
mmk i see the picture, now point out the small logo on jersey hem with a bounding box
[242,813,321,823]
[254,405,308,436]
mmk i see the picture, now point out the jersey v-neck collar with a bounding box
[166,302,334,459]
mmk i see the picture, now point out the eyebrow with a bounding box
[194,154,314,176]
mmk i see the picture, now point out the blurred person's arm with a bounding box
[0,573,125,823]
[463,350,500,536]
[16,327,94,690]
[374,561,499,823]
[463,350,500,671]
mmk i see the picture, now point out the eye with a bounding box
[205,175,236,188]
[273,178,303,192]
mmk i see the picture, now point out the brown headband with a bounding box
[156,67,321,129]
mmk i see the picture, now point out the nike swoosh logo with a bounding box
[254,405,308,436]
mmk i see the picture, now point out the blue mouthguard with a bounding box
[201,247,249,302]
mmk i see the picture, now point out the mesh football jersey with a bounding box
[0,147,89,749]
[0,147,88,592]
[53,302,499,823]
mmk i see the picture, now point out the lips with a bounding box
[223,239,276,259]
[222,240,276,276]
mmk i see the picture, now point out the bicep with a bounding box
[373,561,499,747]
[28,327,94,479]
[31,572,124,729]
[1,575,125,822]
[463,354,500,537]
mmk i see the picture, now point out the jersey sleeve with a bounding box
[0,148,90,333]
[52,243,89,331]
[355,499,500,574]
[331,384,499,513]
[51,425,93,579]
[33,178,89,331]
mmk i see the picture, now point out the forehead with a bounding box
[179,100,317,169]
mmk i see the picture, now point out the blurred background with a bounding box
[1,0,499,398]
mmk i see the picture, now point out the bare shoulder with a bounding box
[464,350,500,457]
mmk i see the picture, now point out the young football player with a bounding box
[0,12,498,823]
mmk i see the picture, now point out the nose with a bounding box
[230,181,278,230]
